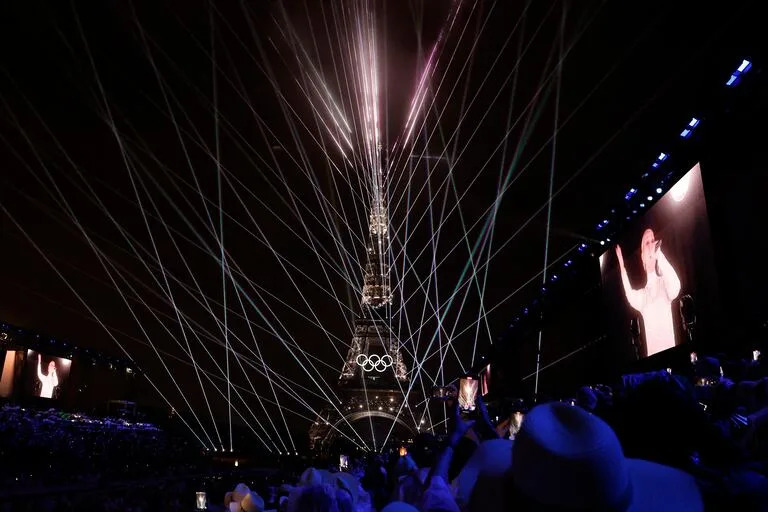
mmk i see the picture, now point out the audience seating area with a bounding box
[1,352,767,511]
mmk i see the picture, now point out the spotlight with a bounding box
[726,74,740,87]
[603,219,609,224]
[652,162,659,169]
[658,152,668,161]
[680,128,692,139]
[656,188,663,194]
[640,203,646,208]
[647,196,653,201]
[600,240,605,246]
[670,171,691,202]
[737,59,752,73]
[688,117,700,128]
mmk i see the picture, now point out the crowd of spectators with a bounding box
[0,404,203,493]
[213,350,768,511]
[1,350,767,511]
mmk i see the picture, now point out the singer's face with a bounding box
[641,229,656,273]
[48,361,55,372]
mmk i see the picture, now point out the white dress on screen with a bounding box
[37,364,58,399]
[621,251,681,356]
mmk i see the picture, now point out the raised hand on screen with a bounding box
[615,245,625,269]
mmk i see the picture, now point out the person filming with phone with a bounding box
[616,228,681,357]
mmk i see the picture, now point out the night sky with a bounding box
[1,0,762,449]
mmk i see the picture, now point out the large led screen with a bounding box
[24,350,71,400]
[600,164,719,359]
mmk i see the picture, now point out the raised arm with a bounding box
[656,249,681,301]
[616,245,644,312]
[37,355,44,381]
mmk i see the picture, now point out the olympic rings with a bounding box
[355,353,393,372]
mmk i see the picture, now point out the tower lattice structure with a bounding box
[309,154,412,452]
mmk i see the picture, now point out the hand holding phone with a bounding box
[458,376,479,412]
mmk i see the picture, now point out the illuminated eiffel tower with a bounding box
[309,153,414,453]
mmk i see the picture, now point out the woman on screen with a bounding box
[616,228,681,356]
[37,354,59,399]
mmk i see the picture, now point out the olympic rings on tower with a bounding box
[355,354,393,372]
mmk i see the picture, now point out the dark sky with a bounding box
[0,0,761,450]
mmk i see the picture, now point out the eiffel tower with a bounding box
[308,157,415,453]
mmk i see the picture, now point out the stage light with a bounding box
[551,274,558,281]
[647,195,653,201]
[420,419,425,424]
[670,171,691,202]
[658,152,668,161]
[600,240,605,246]
[689,117,700,128]
[639,203,646,208]
[726,74,740,87]
[737,59,752,73]
[603,219,609,224]
[652,162,659,169]
[656,187,663,194]
[680,128,692,138]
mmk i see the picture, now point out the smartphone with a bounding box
[690,352,697,364]
[195,491,207,510]
[339,454,349,470]
[399,446,408,457]
[458,376,479,412]
[754,350,761,362]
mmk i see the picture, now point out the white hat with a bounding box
[241,491,265,512]
[512,402,703,511]
[453,438,513,511]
